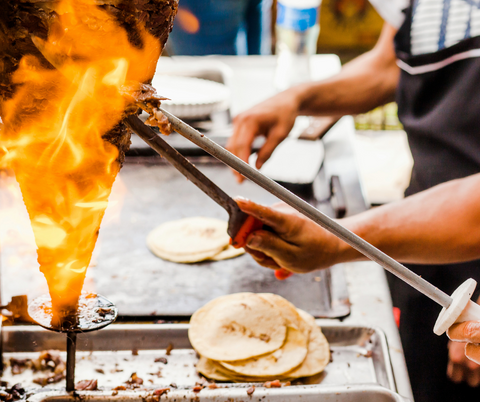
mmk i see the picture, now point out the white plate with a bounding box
[152,75,231,119]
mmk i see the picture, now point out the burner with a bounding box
[28,293,117,392]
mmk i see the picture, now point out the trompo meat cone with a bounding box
[0,0,178,325]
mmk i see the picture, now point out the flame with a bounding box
[0,0,161,322]
[177,8,201,34]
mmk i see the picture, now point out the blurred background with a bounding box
[163,0,411,207]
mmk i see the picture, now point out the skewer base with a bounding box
[28,294,118,391]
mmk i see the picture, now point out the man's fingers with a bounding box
[467,369,480,387]
[255,125,289,169]
[448,321,480,343]
[447,362,464,383]
[245,231,297,266]
[245,246,281,269]
[228,118,262,183]
[235,198,292,235]
[228,117,259,163]
[466,343,480,365]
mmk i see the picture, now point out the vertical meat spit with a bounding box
[28,293,117,391]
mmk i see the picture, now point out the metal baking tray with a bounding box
[1,161,351,319]
[25,385,409,402]
[2,323,395,392]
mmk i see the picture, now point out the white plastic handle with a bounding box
[434,278,480,335]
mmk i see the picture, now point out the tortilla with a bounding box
[211,245,245,261]
[198,356,295,383]
[220,326,308,377]
[147,217,230,263]
[259,293,310,338]
[189,293,287,362]
[196,356,231,382]
[284,309,330,378]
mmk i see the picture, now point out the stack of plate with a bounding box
[151,75,231,120]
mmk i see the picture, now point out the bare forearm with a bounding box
[339,174,480,264]
[287,24,399,117]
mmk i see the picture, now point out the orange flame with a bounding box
[0,0,161,321]
[177,8,201,34]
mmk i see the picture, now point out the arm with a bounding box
[235,173,480,272]
[227,23,399,177]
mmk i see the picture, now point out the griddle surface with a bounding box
[91,159,349,318]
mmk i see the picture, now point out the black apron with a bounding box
[391,3,480,401]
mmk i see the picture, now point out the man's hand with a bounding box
[447,320,480,387]
[447,340,480,387]
[227,89,300,182]
[235,198,343,274]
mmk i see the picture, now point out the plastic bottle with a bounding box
[274,0,321,91]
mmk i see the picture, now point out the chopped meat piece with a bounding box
[154,357,168,364]
[192,385,203,393]
[207,383,218,390]
[95,368,105,374]
[165,343,174,356]
[75,379,98,391]
[30,351,66,386]
[0,384,26,402]
[247,386,255,395]
[263,380,281,388]
[153,388,170,397]
[113,386,127,391]
[9,359,31,375]
[144,108,174,136]
[124,372,143,389]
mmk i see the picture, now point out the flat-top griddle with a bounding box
[89,157,350,319]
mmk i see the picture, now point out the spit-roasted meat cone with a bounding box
[0,0,178,324]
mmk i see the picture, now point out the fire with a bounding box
[177,8,201,34]
[0,0,162,323]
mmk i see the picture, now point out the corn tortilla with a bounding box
[220,326,308,377]
[147,217,230,263]
[258,293,310,338]
[284,309,330,378]
[189,293,287,362]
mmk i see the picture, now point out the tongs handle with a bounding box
[231,216,294,280]
[230,215,263,248]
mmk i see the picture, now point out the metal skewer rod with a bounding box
[66,332,76,392]
[156,108,453,309]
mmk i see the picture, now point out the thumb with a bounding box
[235,198,293,236]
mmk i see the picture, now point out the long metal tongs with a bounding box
[126,110,480,336]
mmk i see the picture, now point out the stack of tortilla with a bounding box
[189,293,330,382]
[147,217,244,263]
